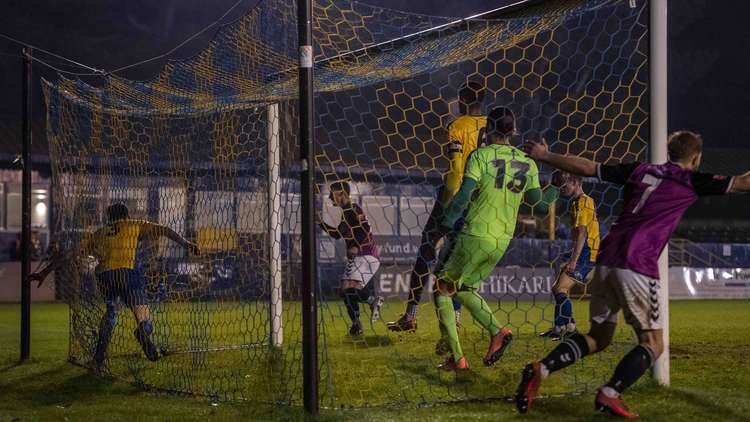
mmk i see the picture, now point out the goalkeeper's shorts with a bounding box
[436,234,510,290]
[97,268,147,306]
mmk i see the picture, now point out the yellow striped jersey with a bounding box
[441,114,487,205]
[82,219,159,272]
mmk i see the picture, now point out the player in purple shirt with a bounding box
[516,131,750,418]
[319,181,384,336]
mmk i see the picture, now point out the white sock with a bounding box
[539,363,550,379]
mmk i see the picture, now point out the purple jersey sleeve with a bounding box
[597,162,642,185]
[691,172,734,196]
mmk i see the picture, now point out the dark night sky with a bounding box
[1,0,749,151]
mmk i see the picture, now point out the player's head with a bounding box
[486,106,515,142]
[553,170,582,197]
[458,81,485,114]
[107,203,129,222]
[328,181,351,207]
[668,130,703,170]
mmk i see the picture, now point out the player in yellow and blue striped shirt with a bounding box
[388,81,486,333]
[30,203,199,368]
[540,171,600,340]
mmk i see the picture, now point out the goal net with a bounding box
[42,0,649,407]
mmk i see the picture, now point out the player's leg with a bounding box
[125,269,159,361]
[434,279,467,370]
[352,256,384,322]
[595,268,664,418]
[541,272,577,338]
[453,237,513,366]
[388,201,444,331]
[342,279,364,336]
[516,266,619,414]
[93,300,120,366]
[93,271,121,368]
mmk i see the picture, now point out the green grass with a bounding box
[1,300,749,421]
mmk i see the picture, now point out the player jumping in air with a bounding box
[517,131,750,418]
[29,203,199,368]
[318,181,384,337]
[433,106,553,370]
[539,171,600,340]
[388,81,486,334]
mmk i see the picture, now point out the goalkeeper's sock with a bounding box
[455,289,501,336]
[435,294,463,359]
[94,303,119,363]
[554,293,574,327]
[605,345,654,394]
[540,332,590,373]
[343,288,361,322]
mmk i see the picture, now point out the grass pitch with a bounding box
[1,300,749,421]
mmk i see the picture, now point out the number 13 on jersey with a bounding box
[492,159,530,193]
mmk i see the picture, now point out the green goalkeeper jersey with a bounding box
[461,143,540,239]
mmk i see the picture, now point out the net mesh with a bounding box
[42,0,649,407]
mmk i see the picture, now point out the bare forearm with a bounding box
[730,171,750,192]
[538,151,598,177]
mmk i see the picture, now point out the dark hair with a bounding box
[458,81,486,106]
[667,130,703,162]
[328,181,351,200]
[107,203,129,222]
[486,106,515,137]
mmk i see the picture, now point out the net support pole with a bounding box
[649,0,670,386]
[267,103,283,348]
[20,47,33,362]
[298,0,319,414]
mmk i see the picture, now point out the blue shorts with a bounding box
[565,245,595,283]
[96,268,147,306]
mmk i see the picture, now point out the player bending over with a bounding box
[318,181,384,337]
[516,131,750,418]
[433,106,553,370]
[539,171,600,340]
[29,203,199,368]
[387,81,487,333]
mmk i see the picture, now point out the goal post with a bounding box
[267,103,283,348]
[649,0,670,386]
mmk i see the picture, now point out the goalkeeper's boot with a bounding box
[349,320,364,337]
[370,296,385,322]
[595,389,639,419]
[387,314,417,332]
[438,356,469,371]
[483,327,513,366]
[515,362,544,414]
[434,337,451,356]
[134,327,159,362]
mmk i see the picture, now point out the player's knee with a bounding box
[435,279,456,297]
[418,244,436,262]
[104,302,119,323]
[639,331,664,359]
[587,325,615,352]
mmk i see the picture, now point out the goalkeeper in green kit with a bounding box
[434,106,556,370]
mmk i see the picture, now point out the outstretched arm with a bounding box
[28,245,82,287]
[524,139,598,177]
[150,223,199,255]
[730,170,750,192]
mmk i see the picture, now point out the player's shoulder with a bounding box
[579,193,596,206]
[449,114,486,130]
